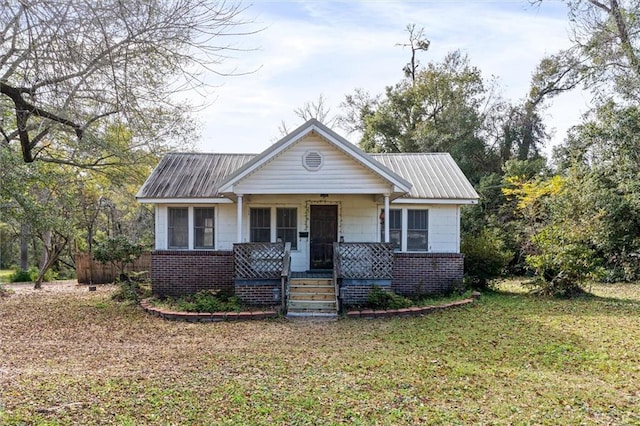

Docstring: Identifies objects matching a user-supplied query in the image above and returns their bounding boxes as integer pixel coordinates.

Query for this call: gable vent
[303,151,323,171]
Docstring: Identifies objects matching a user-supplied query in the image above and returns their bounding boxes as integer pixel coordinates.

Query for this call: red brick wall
[235,281,281,306]
[151,250,233,297]
[392,252,464,296]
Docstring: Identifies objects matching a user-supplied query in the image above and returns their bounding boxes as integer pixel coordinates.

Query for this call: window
[250,208,271,242]
[277,208,297,249]
[194,207,215,249]
[380,209,402,251]
[168,207,188,249]
[407,209,428,251]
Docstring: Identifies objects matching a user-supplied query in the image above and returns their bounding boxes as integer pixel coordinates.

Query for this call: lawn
[1,281,639,425]
[0,269,12,283]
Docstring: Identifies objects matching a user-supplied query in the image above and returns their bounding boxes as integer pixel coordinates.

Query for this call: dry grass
[1,281,639,425]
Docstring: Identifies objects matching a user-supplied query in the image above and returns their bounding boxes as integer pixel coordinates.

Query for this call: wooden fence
[75,252,152,284]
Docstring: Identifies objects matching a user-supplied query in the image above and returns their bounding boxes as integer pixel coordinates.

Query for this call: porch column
[384,194,390,243]
[236,194,243,243]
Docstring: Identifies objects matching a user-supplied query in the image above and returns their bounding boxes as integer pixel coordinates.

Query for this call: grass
[1,280,639,425]
[0,269,12,283]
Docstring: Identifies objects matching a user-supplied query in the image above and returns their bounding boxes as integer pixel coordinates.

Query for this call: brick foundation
[151,251,464,302]
[391,252,464,296]
[151,250,233,297]
[234,280,281,306]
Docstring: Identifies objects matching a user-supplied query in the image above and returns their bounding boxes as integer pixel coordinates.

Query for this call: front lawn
[0,269,12,283]
[1,281,639,424]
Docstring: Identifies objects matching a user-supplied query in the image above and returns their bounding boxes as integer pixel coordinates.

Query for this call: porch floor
[291,271,333,279]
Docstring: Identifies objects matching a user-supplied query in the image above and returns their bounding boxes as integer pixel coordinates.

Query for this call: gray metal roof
[371,153,479,200]
[137,151,479,201]
[136,153,255,199]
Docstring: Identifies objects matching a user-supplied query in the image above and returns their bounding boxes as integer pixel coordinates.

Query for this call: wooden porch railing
[233,242,285,280]
[334,242,395,280]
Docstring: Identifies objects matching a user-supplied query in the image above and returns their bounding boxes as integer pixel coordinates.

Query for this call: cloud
[193,0,587,155]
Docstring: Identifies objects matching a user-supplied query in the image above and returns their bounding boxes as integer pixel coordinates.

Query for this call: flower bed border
[140,298,279,322]
[346,297,476,319]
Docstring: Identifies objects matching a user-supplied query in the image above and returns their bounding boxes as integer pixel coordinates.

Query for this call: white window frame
[379,206,429,252]
[247,205,299,251]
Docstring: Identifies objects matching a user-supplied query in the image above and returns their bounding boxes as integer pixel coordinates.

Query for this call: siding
[234,134,393,195]
[429,205,459,252]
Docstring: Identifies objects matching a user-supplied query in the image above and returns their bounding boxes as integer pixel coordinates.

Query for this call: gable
[232,132,396,195]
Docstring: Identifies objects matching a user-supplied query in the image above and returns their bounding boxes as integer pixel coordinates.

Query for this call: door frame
[309,203,339,270]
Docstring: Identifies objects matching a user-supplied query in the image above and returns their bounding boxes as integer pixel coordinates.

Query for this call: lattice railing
[335,242,394,279]
[234,242,285,280]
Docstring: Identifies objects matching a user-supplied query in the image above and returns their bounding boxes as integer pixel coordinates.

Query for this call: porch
[150,243,464,316]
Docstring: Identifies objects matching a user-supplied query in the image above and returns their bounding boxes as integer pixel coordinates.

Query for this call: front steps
[287,278,338,318]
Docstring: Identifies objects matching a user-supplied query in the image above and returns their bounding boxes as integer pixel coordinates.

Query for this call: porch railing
[334,242,395,280]
[233,242,285,280]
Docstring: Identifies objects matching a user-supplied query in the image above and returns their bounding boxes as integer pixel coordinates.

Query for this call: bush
[366,285,412,310]
[461,227,513,290]
[111,278,151,303]
[160,290,241,313]
[9,266,57,283]
[94,236,145,280]
[525,225,604,297]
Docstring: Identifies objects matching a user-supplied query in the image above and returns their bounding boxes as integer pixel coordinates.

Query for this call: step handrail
[281,242,291,312]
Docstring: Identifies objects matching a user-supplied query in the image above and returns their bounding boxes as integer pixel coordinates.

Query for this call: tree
[341,50,499,183]
[0,0,253,165]
[278,94,338,136]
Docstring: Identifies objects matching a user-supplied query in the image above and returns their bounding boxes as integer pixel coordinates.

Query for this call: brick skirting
[151,250,233,297]
[391,252,464,296]
[151,251,464,302]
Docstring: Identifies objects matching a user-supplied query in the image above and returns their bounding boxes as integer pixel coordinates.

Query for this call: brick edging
[140,298,279,322]
[346,293,479,319]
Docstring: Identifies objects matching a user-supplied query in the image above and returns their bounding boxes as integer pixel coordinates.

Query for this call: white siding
[153,197,462,269]
[234,134,393,194]
[428,205,459,253]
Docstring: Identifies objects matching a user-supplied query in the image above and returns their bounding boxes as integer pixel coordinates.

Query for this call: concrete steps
[287,278,337,317]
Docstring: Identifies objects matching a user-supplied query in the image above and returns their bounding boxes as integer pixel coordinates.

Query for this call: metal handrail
[333,242,341,313]
[281,242,291,312]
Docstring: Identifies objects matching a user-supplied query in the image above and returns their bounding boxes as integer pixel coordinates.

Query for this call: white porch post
[384,194,390,243]
[236,194,243,243]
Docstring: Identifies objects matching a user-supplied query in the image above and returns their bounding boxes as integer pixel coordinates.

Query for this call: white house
[137,119,479,316]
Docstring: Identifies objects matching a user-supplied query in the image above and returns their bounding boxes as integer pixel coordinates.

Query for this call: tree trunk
[20,223,29,270]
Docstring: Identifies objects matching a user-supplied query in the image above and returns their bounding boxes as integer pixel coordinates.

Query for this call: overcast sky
[191,0,592,155]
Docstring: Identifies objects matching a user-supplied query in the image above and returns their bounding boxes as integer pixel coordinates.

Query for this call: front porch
[150,242,464,317]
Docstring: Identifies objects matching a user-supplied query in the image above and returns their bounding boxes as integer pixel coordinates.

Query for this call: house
[137,119,479,316]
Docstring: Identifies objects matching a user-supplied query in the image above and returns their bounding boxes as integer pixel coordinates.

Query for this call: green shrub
[366,285,412,310]
[111,279,151,303]
[94,236,145,280]
[172,290,241,313]
[525,225,604,297]
[461,227,513,290]
[9,268,34,282]
[10,266,57,283]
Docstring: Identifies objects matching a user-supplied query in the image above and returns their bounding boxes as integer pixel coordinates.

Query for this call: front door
[310,204,338,270]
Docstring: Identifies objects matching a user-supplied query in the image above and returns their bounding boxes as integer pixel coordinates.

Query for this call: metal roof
[136,153,255,199]
[371,153,479,200]
[137,151,479,201]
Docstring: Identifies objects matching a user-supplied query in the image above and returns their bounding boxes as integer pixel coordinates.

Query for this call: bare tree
[0,0,256,164]
[278,94,338,136]
[397,24,431,84]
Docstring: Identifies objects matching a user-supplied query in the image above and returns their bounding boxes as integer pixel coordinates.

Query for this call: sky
[190,0,592,155]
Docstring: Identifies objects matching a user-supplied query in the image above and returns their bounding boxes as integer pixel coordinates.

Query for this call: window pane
[380,209,402,251]
[407,210,428,251]
[194,207,215,249]
[276,208,297,249]
[250,208,271,242]
[168,207,188,249]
